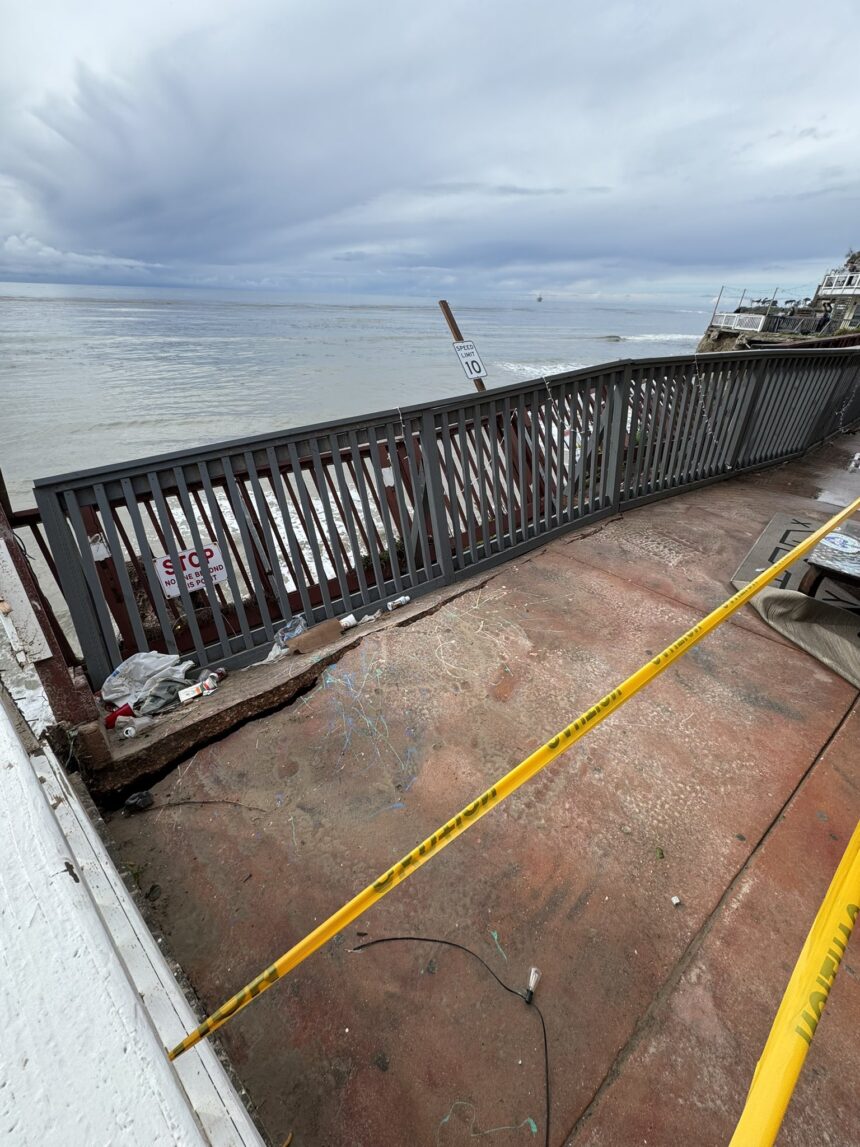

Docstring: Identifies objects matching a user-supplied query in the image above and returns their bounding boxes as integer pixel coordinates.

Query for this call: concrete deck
[108,432,859,1147]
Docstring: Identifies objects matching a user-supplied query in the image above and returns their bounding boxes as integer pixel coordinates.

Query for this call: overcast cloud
[1,0,858,298]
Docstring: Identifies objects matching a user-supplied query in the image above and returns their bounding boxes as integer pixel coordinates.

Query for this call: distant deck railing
[31,346,860,688]
[711,312,766,333]
[766,315,820,336]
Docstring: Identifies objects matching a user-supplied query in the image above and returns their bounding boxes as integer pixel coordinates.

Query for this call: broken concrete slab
[86,576,496,796]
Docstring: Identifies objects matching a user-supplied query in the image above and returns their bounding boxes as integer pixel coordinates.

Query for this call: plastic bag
[137,677,189,715]
[274,616,308,649]
[101,652,194,710]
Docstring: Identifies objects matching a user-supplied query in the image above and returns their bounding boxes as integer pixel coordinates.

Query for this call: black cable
[352,935,550,1147]
[12,531,33,560]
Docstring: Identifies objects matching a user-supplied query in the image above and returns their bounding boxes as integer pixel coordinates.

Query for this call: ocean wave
[617,333,699,342]
[496,360,586,377]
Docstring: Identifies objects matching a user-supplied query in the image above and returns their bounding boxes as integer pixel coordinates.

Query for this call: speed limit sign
[453,340,487,380]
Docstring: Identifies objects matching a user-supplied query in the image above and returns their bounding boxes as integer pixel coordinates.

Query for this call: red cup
[104,702,134,729]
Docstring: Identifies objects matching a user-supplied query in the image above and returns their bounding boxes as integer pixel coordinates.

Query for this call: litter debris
[104,702,134,730]
[116,715,155,739]
[136,675,192,715]
[340,608,383,630]
[274,616,308,649]
[671,895,682,908]
[179,673,222,704]
[102,652,196,721]
[122,791,154,815]
[264,600,406,661]
[101,652,193,709]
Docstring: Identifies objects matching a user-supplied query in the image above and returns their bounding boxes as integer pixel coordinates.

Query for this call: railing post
[420,411,455,582]
[604,362,631,513]
[34,487,113,690]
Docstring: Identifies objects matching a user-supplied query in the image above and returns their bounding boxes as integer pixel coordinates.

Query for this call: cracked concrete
[106,432,859,1147]
[90,574,499,797]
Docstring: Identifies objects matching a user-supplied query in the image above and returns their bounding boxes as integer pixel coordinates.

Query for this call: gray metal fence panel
[34,346,860,687]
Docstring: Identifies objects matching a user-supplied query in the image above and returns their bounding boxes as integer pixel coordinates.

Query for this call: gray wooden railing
[33,346,860,688]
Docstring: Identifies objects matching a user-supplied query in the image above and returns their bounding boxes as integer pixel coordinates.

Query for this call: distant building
[701,251,860,350]
[812,251,860,329]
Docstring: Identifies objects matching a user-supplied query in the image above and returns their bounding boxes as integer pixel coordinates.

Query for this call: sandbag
[751,589,860,687]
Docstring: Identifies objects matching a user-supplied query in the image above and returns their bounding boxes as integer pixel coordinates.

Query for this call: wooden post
[0,481,98,727]
[438,300,487,393]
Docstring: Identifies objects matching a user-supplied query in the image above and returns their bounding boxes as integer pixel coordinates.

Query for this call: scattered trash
[197,666,228,685]
[655,846,665,860]
[179,673,222,704]
[145,883,161,901]
[671,895,682,908]
[264,600,408,661]
[104,702,134,730]
[102,652,197,721]
[117,715,155,739]
[275,616,309,649]
[137,676,192,715]
[101,652,193,709]
[341,608,384,630]
[123,791,154,816]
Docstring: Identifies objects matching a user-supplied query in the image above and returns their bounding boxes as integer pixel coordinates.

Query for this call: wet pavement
[108,432,860,1147]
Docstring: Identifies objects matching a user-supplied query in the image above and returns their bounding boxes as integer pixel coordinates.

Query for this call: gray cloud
[1,0,859,298]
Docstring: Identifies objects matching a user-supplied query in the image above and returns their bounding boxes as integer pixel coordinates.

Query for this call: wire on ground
[168,494,860,1062]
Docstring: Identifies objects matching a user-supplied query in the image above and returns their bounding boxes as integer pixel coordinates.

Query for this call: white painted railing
[711,312,766,332]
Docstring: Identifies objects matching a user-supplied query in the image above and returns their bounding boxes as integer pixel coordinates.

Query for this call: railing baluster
[63,489,123,669]
[347,430,386,603]
[221,457,276,641]
[309,440,354,609]
[384,424,420,589]
[93,483,149,655]
[439,410,465,572]
[172,465,233,662]
[286,442,333,615]
[368,428,407,593]
[264,447,316,621]
[488,398,505,553]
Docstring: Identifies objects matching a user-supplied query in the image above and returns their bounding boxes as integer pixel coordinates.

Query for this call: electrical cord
[352,936,550,1147]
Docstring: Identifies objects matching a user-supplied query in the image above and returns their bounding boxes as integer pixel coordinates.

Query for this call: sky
[1,0,858,301]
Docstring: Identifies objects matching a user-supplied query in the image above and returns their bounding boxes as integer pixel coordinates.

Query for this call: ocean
[0,282,706,511]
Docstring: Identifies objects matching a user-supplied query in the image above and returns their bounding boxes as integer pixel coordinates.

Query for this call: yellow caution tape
[168,494,860,1061]
[730,819,860,1146]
